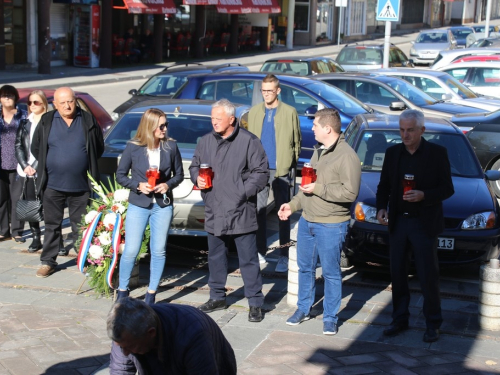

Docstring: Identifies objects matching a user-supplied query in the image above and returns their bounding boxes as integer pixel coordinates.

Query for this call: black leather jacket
[15,118,38,172]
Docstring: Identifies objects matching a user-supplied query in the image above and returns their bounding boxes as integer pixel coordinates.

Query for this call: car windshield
[260,61,310,75]
[105,113,213,149]
[416,32,448,43]
[438,74,478,99]
[451,29,473,38]
[354,130,482,177]
[336,48,383,65]
[382,78,436,106]
[303,81,371,115]
[138,74,189,96]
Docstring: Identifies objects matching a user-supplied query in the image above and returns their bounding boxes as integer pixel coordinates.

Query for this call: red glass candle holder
[199,164,214,189]
[146,167,160,188]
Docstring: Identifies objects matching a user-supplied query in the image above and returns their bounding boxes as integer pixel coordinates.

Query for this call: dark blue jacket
[109,303,237,375]
[189,123,269,236]
[116,140,184,208]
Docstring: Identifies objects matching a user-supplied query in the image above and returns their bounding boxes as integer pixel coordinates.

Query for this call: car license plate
[437,237,454,250]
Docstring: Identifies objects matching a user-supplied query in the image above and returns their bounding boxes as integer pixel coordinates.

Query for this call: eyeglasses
[1,94,15,100]
[261,89,277,94]
[158,122,169,131]
[28,100,43,106]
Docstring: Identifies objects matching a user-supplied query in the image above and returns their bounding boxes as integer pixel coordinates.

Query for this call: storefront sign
[123,0,176,13]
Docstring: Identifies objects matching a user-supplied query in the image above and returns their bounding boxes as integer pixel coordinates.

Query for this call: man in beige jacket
[247,74,301,272]
[278,108,360,335]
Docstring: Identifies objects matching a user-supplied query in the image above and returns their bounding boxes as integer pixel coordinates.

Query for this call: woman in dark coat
[0,85,28,242]
[15,90,49,252]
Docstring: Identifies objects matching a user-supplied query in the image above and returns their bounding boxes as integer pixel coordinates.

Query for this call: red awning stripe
[183,0,218,4]
[216,0,280,13]
[123,0,176,13]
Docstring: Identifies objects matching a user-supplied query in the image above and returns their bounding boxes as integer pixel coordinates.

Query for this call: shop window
[295,0,310,32]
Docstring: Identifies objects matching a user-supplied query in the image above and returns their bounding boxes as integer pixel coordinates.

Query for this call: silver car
[431,48,500,70]
[98,99,268,237]
[373,68,500,112]
[410,30,458,65]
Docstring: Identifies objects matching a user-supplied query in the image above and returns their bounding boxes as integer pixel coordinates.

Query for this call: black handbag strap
[19,177,40,202]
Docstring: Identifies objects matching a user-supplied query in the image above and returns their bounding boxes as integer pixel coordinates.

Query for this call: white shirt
[17,112,39,178]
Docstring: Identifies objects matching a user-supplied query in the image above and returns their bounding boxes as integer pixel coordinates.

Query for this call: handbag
[16,177,44,222]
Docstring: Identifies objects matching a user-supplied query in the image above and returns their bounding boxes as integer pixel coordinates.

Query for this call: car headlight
[461,211,496,230]
[410,48,416,55]
[354,202,379,224]
[111,112,120,121]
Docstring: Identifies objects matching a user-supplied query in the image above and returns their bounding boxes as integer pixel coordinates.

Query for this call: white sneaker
[275,256,288,272]
[258,253,267,264]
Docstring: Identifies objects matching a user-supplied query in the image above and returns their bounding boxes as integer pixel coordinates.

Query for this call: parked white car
[410,29,457,65]
[435,61,500,99]
[373,68,500,112]
[430,48,500,70]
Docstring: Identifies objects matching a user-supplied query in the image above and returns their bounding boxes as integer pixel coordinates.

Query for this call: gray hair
[106,297,157,342]
[400,109,425,129]
[212,99,236,118]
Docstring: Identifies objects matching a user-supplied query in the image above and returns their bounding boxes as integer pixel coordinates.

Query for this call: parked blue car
[342,113,500,267]
[173,72,372,167]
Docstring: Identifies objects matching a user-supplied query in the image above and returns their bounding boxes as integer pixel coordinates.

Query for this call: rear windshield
[336,48,382,65]
[106,113,212,150]
[416,32,448,43]
[451,29,473,38]
[138,74,192,96]
[260,61,310,75]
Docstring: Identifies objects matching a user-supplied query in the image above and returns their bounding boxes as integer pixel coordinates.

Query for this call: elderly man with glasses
[247,74,301,272]
[31,87,104,278]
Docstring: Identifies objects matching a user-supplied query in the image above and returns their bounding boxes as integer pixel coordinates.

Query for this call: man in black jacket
[31,87,104,278]
[108,297,237,375]
[376,109,454,343]
[189,99,269,322]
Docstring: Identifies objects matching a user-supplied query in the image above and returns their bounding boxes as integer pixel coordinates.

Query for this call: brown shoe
[36,265,55,278]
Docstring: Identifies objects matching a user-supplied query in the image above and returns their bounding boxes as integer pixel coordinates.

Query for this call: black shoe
[115,289,129,303]
[144,292,156,305]
[423,328,439,343]
[248,306,263,322]
[383,322,409,336]
[28,233,43,253]
[14,236,26,243]
[198,299,227,313]
[58,247,69,256]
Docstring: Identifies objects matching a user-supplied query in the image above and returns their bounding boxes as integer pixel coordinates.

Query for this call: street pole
[286,0,295,49]
[383,20,391,68]
[337,6,342,45]
[485,0,492,39]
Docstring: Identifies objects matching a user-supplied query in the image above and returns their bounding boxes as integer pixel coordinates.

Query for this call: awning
[216,0,280,14]
[183,0,218,5]
[123,0,176,14]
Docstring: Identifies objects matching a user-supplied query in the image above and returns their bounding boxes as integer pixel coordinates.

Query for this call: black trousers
[40,188,89,267]
[207,231,264,307]
[0,169,24,237]
[256,169,294,257]
[389,216,442,330]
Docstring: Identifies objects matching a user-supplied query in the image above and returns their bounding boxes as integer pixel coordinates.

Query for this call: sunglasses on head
[158,122,169,131]
[28,100,43,106]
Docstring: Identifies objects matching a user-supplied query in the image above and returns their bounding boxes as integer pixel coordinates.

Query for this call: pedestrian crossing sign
[376,0,400,22]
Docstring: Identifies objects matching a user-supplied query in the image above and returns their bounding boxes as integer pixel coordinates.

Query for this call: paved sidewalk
[0,213,500,374]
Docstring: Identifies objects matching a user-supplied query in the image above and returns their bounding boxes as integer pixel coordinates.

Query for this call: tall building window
[295,0,310,32]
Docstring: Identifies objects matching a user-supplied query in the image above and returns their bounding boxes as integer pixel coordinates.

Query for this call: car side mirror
[441,93,453,100]
[389,101,406,111]
[129,89,138,96]
[305,105,318,117]
[485,170,500,181]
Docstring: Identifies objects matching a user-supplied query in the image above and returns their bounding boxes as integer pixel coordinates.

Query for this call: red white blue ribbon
[77,212,102,273]
[106,213,122,289]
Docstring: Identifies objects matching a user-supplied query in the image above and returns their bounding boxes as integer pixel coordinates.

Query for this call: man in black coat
[108,297,237,375]
[376,109,454,343]
[31,87,104,278]
[189,99,269,323]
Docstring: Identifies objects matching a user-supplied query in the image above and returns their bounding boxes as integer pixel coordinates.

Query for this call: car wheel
[489,159,500,198]
[340,251,351,268]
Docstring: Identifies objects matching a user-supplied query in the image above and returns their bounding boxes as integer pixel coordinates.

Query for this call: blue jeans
[296,217,349,323]
[118,203,173,292]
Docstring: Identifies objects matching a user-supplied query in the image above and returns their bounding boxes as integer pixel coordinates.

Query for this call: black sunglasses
[158,122,169,131]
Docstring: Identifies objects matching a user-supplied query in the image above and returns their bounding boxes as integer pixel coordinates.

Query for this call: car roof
[372,68,447,77]
[182,71,319,85]
[440,61,500,68]
[124,98,249,116]
[436,48,500,57]
[448,26,474,30]
[355,113,459,133]
[263,56,333,62]
[315,72,402,82]
[155,63,248,76]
